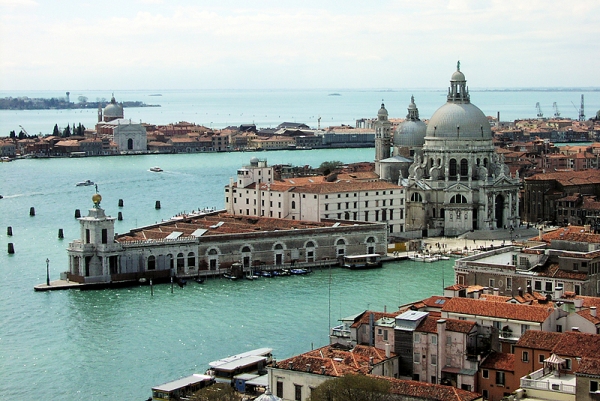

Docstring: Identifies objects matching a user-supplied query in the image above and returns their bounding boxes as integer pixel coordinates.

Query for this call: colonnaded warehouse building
[65,193,387,285]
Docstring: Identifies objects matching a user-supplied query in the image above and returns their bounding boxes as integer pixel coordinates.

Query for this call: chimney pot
[591,306,597,317]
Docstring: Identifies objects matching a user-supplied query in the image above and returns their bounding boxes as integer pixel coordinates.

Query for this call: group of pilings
[7,198,163,254]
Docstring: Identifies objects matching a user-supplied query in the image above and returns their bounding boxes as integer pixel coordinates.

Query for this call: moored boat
[149,166,163,172]
[342,254,382,269]
[76,179,94,186]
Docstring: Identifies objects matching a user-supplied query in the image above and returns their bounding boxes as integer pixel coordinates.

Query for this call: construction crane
[553,102,561,117]
[536,102,544,118]
[571,94,586,121]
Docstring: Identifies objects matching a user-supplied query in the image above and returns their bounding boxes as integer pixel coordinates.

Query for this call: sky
[1,0,599,91]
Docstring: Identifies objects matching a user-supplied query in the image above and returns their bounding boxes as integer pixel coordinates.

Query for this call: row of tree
[8,123,86,139]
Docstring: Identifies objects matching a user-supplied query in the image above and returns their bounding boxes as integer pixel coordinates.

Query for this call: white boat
[76,180,94,186]
[150,166,163,172]
[423,255,440,263]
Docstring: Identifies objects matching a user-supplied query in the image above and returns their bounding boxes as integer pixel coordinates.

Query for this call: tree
[63,124,71,138]
[9,130,16,139]
[189,383,239,401]
[78,96,88,104]
[309,374,393,401]
[53,124,60,137]
[18,130,27,139]
[319,160,343,176]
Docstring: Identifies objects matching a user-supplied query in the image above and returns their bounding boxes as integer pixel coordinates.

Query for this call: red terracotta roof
[275,344,394,377]
[556,332,600,358]
[515,331,563,350]
[480,352,515,372]
[384,376,482,401]
[442,297,554,323]
[576,357,600,376]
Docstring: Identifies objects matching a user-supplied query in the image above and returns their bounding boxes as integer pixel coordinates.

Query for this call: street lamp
[46,258,50,286]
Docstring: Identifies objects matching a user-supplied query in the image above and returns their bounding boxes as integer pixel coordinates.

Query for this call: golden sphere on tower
[92,193,102,205]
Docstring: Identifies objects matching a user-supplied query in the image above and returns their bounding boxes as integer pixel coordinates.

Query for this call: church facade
[96,95,147,153]
[401,63,520,237]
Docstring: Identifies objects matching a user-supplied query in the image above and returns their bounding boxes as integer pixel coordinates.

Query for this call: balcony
[520,367,576,395]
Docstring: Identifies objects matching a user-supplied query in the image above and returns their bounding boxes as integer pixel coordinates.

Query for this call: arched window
[336,238,346,257]
[274,243,284,250]
[127,138,134,150]
[366,237,376,254]
[177,253,185,273]
[147,255,156,270]
[410,193,423,202]
[291,201,296,209]
[305,241,316,262]
[336,239,346,246]
[449,159,457,177]
[187,252,195,269]
[450,194,468,204]
[208,248,218,270]
[460,159,468,177]
[242,246,251,253]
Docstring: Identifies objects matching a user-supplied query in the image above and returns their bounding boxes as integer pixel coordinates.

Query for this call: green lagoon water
[0,149,455,400]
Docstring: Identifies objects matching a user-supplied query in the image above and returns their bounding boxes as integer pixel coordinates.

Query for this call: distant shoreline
[0,97,160,111]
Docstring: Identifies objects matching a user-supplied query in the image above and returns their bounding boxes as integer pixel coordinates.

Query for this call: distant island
[0,96,161,110]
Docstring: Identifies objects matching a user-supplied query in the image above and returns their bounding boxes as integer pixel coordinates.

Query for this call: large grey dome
[425,62,492,140]
[426,102,492,139]
[104,95,123,119]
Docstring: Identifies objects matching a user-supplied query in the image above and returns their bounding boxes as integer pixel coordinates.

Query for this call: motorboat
[149,166,163,172]
[76,180,94,186]
[195,277,205,284]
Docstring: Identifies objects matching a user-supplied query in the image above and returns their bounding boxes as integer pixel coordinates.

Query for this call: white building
[225,158,407,235]
[96,94,147,153]
[404,63,520,237]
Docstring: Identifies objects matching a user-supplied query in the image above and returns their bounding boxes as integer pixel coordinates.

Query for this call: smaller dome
[249,157,259,166]
[451,70,465,82]
[377,102,388,119]
[395,120,427,147]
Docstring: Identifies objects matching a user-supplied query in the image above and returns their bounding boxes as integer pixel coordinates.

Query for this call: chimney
[369,357,374,366]
[306,364,311,372]
[473,290,480,299]
[574,298,583,310]
[527,285,532,295]
[518,287,523,297]
[321,366,326,375]
[539,228,543,240]
[554,286,563,300]
[571,327,580,332]
[483,287,490,295]
[385,343,391,358]
[288,362,293,370]
[493,288,499,296]
[591,306,597,317]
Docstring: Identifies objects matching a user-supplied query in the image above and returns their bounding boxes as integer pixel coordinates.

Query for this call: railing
[520,368,576,394]
[330,325,351,338]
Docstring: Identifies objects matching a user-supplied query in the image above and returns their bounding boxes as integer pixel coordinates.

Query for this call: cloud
[0,1,599,89]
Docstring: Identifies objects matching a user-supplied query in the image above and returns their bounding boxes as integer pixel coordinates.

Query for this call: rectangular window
[496,371,505,386]
[521,324,530,335]
[482,369,489,379]
[539,354,545,363]
[506,277,512,290]
[383,330,388,341]
[482,390,488,399]
[414,352,420,363]
[431,354,437,366]
[294,384,302,401]
[545,282,553,292]
[277,382,283,398]
[414,333,420,343]
[591,381,599,393]
[489,278,495,288]
[522,351,529,362]
[534,280,542,291]
[556,324,562,333]
[431,335,437,345]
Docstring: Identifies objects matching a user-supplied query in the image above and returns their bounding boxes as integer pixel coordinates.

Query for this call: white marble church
[376,62,520,237]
